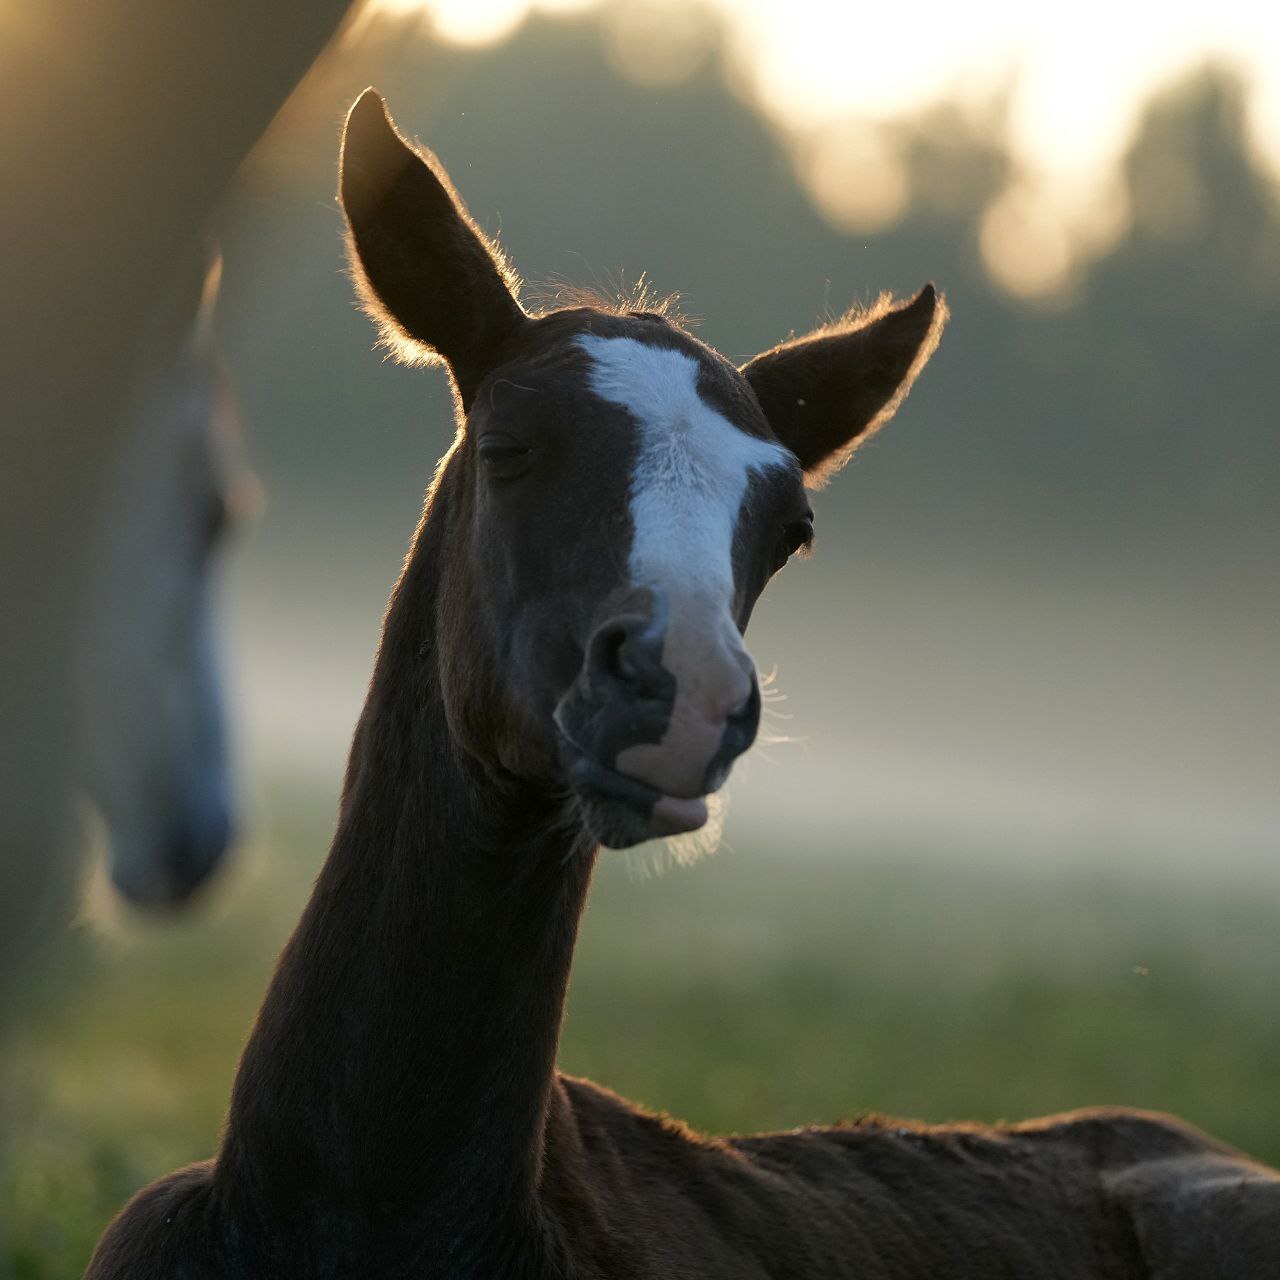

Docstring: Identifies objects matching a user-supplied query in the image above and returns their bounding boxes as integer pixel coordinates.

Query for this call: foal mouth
[556,730,710,848]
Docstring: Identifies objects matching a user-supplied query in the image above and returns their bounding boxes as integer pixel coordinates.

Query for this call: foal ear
[741,285,946,486]
[339,88,527,408]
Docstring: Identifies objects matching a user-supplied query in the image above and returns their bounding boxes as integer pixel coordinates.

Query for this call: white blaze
[576,334,790,606]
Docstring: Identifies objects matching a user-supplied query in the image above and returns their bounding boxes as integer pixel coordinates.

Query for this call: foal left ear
[741,285,947,486]
[339,88,527,408]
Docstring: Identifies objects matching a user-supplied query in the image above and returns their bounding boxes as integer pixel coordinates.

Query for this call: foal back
[538,1078,1280,1279]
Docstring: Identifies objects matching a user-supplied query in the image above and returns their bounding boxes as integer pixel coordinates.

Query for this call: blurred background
[3,0,1279,1272]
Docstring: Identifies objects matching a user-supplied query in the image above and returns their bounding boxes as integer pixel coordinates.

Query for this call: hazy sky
[360,0,1280,296]
[367,1,1280,172]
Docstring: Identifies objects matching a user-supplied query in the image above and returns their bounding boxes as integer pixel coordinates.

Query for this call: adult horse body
[87,92,1280,1278]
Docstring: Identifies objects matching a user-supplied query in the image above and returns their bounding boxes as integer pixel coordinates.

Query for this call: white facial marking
[577,334,790,605]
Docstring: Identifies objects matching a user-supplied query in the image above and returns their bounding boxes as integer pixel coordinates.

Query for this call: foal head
[341,90,945,849]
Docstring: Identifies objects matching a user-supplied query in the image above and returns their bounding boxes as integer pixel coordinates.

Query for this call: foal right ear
[340,89,527,408]
[742,285,946,486]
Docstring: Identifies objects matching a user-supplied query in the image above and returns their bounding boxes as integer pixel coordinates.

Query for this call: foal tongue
[651,794,709,836]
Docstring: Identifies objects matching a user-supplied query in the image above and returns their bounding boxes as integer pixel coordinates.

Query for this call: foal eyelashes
[782,517,815,558]
[477,437,536,481]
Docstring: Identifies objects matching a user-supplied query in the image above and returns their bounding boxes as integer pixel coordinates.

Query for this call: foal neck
[217,506,596,1263]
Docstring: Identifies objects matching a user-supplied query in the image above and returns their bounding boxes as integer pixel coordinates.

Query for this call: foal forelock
[575,334,792,610]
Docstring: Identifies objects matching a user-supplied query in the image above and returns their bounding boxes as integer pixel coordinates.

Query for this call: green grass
[6,784,1279,1276]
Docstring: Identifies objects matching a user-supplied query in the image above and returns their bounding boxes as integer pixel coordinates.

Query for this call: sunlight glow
[429,0,528,46]
[601,0,714,88]
[366,0,594,45]
[721,0,1280,296]
[358,0,1280,297]
[798,120,909,235]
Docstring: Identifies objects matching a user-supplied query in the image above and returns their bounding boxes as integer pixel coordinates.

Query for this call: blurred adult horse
[78,256,256,907]
[0,0,354,1001]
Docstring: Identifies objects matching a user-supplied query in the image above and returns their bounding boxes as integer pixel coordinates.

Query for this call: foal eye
[772,517,814,572]
[784,518,813,552]
[477,436,535,481]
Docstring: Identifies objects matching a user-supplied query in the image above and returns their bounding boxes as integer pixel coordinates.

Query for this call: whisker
[661,790,726,868]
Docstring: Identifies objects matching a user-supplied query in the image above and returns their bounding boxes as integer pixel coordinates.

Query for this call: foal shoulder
[84,1160,223,1280]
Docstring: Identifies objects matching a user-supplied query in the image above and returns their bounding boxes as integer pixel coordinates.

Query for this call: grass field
[5,783,1279,1277]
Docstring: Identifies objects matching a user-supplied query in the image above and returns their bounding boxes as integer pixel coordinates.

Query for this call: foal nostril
[727,680,752,732]
[703,678,761,794]
[611,632,645,685]
[723,678,761,751]
[586,616,671,702]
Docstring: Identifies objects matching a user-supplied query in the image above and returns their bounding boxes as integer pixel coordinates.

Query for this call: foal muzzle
[555,590,760,848]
